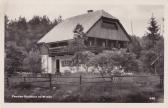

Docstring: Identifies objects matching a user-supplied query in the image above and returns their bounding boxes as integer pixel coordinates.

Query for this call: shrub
[64,70,71,76]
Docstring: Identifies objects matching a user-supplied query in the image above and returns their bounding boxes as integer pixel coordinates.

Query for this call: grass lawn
[4,73,164,103]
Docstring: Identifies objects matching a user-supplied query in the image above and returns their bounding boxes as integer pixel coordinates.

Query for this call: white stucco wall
[58,57,98,73]
[52,57,56,74]
[41,55,55,74]
[48,57,52,73]
[59,57,73,73]
[55,56,79,73]
[59,61,85,73]
[42,55,99,74]
[41,55,48,73]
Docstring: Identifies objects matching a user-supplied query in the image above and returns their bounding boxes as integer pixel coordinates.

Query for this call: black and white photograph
[3,0,165,103]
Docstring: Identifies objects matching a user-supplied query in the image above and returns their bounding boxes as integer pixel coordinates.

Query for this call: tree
[28,16,41,25]
[23,49,41,74]
[71,51,95,73]
[141,36,154,50]
[140,50,157,74]
[71,23,87,51]
[79,51,95,73]
[140,15,164,74]
[89,50,140,81]
[5,15,61,74]
[89,51,114,79]
[145,14,160,48]
[17,17,27,30]
[41,15,51,26]
[64,24,87,72]
[5,42,25,75]
[5,15,9,29]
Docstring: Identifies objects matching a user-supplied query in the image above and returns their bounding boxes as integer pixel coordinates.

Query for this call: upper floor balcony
[49,45,113,56]
[47,37,128,56]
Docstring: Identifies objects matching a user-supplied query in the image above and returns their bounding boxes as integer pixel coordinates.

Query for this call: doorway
[56,59,60,73]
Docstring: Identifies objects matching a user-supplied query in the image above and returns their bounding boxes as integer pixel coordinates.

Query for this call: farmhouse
[38,10,131,74]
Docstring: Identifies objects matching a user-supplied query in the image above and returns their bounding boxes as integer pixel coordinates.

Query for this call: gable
[86,18,129,41]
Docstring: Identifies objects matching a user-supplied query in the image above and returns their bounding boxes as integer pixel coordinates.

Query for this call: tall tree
[146,14,160,48]
[64,24,87,53]
[65,24,87,72]
[140,15,164,74]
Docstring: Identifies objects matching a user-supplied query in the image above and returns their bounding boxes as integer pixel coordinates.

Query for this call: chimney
[87,10,93,13]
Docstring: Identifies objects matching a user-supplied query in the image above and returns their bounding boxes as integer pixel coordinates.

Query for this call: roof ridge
[66,10,101,20]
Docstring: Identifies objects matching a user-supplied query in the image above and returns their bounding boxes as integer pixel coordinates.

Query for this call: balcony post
[116,40,119,48]
[105,39,108,48]
[94,38,97,46]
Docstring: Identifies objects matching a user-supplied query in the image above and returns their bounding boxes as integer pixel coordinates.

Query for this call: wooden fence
[5,74,164,89]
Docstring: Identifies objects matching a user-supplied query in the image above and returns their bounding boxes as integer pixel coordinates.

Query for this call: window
[59,42,68,46]
[102,42,106,47]
[120,42,124,48]
[61,60,72,67]
[110,42,114,48]
[89,40,92,46]
[102,20,118,30]
[87,38,94,46]
[119,42,127,48]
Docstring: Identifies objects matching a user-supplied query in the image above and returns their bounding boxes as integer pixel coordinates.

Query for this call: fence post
[78,75,82,102]
[80,75,82,85]
[111,75,114,95]
[23,77,26,82]
[160,74,163,89]
[49,74,52,88]
[6,77,9,87]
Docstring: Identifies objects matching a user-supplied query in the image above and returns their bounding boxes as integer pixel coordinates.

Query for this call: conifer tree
[146,14,160,48]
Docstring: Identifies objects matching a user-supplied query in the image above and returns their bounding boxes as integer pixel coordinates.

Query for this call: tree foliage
[64,24,87,53]
[128,15,164,75]
[5,15,62,74]
[71,51,95,72]
[5,42,25,74]
[65,24,88,72]
[23,49,41,74]
[139,15,163,74]
[5,14,164,76]
[145,15,161,48]
[89,50,141,77]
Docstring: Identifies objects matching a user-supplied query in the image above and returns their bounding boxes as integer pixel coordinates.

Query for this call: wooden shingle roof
[38,10,129,43]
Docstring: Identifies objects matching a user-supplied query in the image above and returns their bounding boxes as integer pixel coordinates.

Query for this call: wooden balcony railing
[49,45,121,56]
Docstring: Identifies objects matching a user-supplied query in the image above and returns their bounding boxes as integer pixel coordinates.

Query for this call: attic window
[102,20,118,30]
[50,42,68,47]
[50,43,58,47]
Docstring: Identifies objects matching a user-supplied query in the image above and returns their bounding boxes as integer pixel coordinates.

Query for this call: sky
[4,0,164,37]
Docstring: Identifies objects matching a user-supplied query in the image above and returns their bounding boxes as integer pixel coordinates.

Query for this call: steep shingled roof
[38,10,125,43]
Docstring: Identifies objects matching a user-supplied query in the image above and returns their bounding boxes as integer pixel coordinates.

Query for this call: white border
[0,0,168,108]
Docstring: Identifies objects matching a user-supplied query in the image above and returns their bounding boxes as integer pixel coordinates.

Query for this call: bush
[63,70,71,76]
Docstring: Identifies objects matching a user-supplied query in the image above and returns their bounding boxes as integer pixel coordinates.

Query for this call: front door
[56,59,60,73]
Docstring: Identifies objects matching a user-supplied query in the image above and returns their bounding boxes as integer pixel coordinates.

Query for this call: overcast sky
[4,0,164,37]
